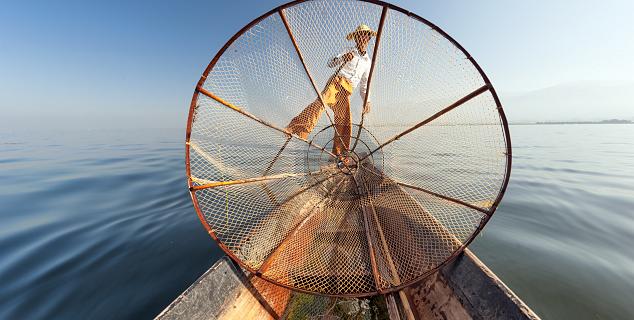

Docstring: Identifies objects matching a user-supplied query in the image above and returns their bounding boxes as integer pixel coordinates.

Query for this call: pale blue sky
[1,0,633,129]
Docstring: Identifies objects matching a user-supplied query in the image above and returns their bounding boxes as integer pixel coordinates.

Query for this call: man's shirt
[330,47,371,102]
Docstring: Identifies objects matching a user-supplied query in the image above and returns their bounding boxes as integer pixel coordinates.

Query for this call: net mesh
[186,0,510,297]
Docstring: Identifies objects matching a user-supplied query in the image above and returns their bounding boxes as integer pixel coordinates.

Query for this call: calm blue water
[1,125,632,319]
[0,128,222,319]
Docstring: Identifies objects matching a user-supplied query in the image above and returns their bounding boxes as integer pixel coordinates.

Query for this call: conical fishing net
[186,0,511,297]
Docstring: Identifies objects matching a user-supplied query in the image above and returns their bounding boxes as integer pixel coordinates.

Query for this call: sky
[1,0,633,130]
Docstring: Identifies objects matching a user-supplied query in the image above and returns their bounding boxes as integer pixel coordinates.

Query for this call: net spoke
[266,170,341,211]
[356,162,491,214]
[353,174,417,316]
[196,85,336,158]
[262,137,292,176]
[351,6,388,152]
[190,171,317,191]
[395,180,491,215]
[351,175,383,292]
[278,8,349,157]
[257,173,347,274]
[360,84,491,162]
[353,175,400,283]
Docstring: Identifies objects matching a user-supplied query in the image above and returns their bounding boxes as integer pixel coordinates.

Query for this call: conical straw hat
[346,24,377,40]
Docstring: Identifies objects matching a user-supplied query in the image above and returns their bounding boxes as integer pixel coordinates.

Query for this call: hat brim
[346,30,377,40]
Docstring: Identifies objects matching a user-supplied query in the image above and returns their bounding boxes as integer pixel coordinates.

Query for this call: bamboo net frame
[185,0,511,297]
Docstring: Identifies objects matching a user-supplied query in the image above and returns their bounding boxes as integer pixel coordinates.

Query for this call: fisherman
[286,24,375,162]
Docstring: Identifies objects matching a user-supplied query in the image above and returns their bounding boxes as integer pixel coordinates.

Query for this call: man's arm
[327,50,354,68]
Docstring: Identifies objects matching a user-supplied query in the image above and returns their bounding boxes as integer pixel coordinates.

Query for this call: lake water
[0,125,632,319]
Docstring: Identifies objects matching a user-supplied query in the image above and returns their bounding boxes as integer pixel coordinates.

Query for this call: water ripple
[1,125,633,319]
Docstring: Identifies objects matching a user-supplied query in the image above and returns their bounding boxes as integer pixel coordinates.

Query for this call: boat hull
[156,250,539,319]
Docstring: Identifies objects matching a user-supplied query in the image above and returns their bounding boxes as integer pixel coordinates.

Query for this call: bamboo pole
[257,175,347,275]
[360,84,490,162]
[353,172,416,319]
[189,171,312,191]
[196,85,336,159]
[279,8,353,167]
[396,181,492,215]
[351,6,388,152]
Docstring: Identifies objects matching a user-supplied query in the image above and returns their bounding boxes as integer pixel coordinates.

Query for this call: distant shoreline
[511,119,633,125]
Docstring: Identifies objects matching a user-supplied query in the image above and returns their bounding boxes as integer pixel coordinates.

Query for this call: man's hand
[342,52,354,62]
[363,101,371,114]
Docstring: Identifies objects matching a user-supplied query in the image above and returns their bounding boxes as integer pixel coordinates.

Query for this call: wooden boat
[155,248,539,319]
[157,165,540,319]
